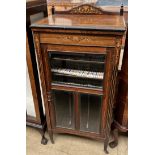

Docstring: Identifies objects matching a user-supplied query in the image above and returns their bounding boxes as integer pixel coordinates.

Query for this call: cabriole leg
[104,136,109,154]
[49,130,54,144]
[41,134,48,145]
[39,129,48,145]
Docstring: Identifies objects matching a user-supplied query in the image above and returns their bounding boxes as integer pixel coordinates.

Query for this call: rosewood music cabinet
[31,4,126,153]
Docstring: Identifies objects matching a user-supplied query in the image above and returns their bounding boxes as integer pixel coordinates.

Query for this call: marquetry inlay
[69,4,104,14]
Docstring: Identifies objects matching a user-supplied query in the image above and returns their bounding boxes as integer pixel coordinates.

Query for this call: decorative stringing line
[105,38,121,134]
[33,32,52,130]
[105,63,118,136]
[33,34,47,101]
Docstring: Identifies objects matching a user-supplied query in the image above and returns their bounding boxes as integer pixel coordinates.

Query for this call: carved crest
[68,4,104,15]
[55,3,120,15]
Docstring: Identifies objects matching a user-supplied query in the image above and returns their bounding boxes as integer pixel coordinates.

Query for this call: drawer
[45,44,106,54]
[40,33,116,47]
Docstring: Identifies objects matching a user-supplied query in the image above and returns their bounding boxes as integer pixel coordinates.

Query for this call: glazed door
[42,44,109,134]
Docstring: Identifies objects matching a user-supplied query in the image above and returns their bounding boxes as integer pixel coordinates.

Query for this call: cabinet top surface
[31,14,126,32]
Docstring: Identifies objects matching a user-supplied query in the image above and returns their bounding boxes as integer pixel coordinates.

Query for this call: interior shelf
[50,52,105,63]
[52,57,105,64]
[52,82,102,90]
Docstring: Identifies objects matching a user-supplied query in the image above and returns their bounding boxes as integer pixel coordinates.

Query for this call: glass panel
[26,65,36,117]
[49,52,105,90]
[80,93,102,133]
[52,90,75,129]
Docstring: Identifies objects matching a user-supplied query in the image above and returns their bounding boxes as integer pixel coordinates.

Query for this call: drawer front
[46,44,106,54]
[40,33,116,47]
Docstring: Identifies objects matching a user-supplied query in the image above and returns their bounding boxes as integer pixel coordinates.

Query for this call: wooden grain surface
[31,14,125,31]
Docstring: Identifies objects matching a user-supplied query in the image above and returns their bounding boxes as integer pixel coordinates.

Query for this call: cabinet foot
[109,128,118,148]
[104,137,109,154]
[41,135,48,145]
[104,150,109,154]
[49,131,54,144]
[39,128,48,145]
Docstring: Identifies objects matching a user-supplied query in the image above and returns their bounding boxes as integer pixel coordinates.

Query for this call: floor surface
[27,127,128,155]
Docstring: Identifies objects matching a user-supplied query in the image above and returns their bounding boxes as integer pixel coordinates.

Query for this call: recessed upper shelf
[51,82,103,95]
